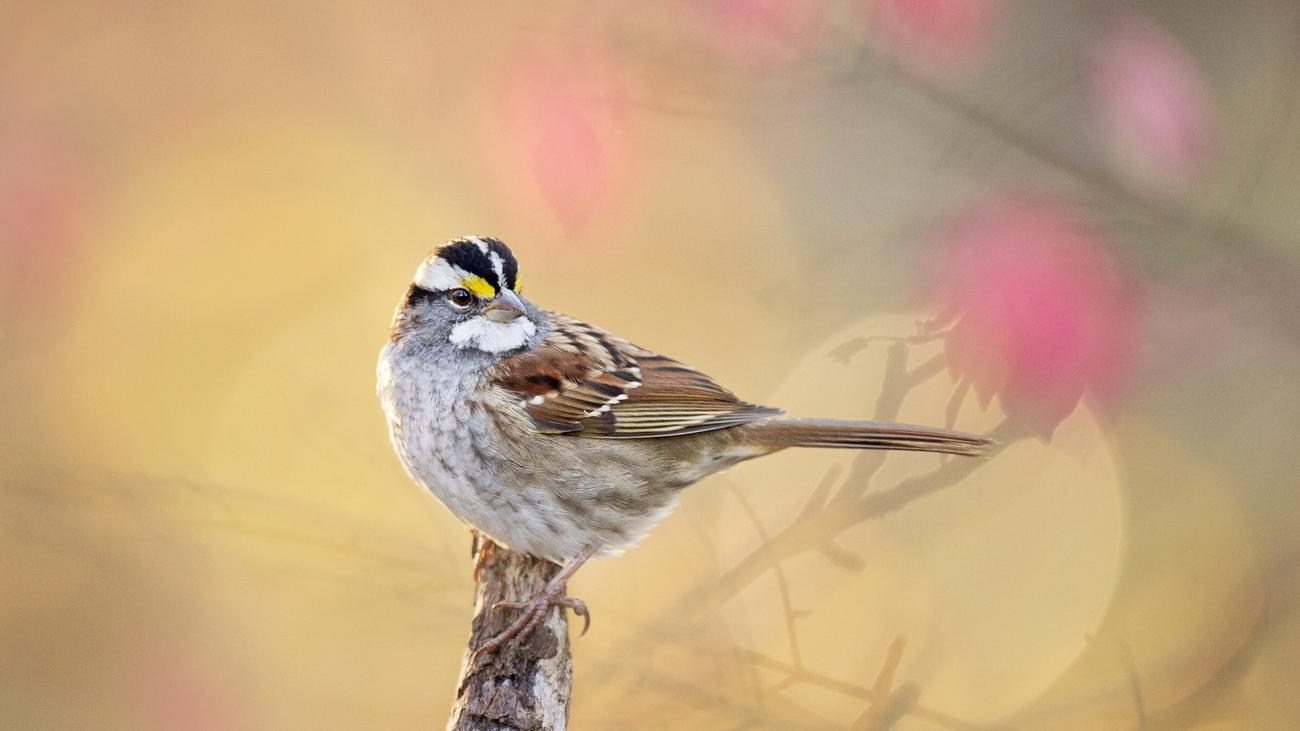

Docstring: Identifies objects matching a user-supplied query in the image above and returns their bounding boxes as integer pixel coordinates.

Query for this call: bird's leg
[470,543,601,667]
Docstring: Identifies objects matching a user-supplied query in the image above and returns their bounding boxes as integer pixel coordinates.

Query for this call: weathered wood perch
[448,537,573,731]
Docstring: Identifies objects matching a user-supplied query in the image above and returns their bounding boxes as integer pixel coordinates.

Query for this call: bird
[377,235,991,662]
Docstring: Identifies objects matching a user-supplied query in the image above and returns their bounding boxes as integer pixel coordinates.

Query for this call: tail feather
[752,418,993,457]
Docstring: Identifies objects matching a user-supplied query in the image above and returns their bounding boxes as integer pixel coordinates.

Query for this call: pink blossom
[865,0,1003,66]
[930,193,1137,436]
[707,0,825,66]
[497,45,632,236]
[1089,15,1220,187]
[133,648,236,731]
[0,126,91,337]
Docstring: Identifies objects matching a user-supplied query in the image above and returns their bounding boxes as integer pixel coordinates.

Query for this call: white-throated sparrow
[377,236,990,660]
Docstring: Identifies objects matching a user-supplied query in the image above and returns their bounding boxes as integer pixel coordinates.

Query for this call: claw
[468,544,601,670]
[556,597,590,636]
[576,606,591,637]
[470,589,591,669]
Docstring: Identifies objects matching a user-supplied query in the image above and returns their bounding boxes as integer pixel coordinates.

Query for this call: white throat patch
[449,315,536,353]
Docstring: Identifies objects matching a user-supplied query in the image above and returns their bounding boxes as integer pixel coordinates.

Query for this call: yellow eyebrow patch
[459,275,496,297]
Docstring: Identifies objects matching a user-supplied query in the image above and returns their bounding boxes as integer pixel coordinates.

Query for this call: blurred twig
[1114,638,1148,729]
[744,642,985,731]
[613,5,1300,338]
[729,484,810,670]
[587,334,1009,729]
[675,344,1009,622]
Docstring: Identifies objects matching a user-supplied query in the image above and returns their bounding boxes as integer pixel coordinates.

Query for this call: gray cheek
[402,305,459,348]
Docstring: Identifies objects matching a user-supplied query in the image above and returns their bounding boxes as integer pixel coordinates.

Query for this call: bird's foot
[469,585,590,668]
[495,594,590,636]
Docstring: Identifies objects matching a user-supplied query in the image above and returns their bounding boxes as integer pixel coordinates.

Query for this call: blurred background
[2,1,1298,728]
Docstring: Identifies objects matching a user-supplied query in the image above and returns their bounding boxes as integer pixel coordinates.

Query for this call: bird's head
[391,236,542,354]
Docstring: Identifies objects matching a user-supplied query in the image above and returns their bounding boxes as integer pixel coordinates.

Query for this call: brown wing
[491,313,781,438]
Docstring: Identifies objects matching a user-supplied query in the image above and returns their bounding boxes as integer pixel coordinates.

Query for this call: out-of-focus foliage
[2,1,1298,729]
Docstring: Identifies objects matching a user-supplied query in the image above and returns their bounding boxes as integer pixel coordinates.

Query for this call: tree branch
[448,539,572,731]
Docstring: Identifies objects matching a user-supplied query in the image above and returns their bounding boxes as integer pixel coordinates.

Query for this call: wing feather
[491,313,780,438]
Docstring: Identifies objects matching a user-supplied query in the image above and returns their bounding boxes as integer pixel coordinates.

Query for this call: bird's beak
[483,289,526,323]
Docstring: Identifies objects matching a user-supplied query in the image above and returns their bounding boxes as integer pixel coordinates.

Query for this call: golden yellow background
[3,2,1299,729]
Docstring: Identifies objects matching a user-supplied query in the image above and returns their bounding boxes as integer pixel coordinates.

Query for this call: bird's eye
[448,288,474,307]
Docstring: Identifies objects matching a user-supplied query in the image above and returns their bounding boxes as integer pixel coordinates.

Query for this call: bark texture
[448,539,572,731]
